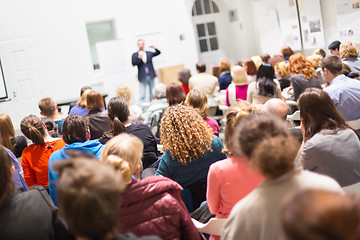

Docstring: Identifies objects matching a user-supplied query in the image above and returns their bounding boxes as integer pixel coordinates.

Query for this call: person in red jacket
[101,133,200,240]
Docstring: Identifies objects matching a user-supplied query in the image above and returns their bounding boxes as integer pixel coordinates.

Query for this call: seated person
[117,84,142,124]
[222,113,342,240]
[38,97,66,134]
[189,62,218,95]
[218,58,232,90]
[207,102,264,240]
[41,117,61,138]
[20,115,65,189]
[185,90,219,137]
[54,157,160,240]
[68,88,92,116]
[48,114,104,206]
[0,146,71,240]
[0,113,27,158]
[101,134,199,240]
[282,189,360,240]
[274,61,291,90]
[297,88,360,187]
[156,105,227,188]
[85,90,112,139]
[99,96,159,169]
[225,66,249,106]
[178,68,191,94]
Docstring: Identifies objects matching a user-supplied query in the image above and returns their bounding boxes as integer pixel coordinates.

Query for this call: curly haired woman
[155,105,226,188]
[289,53,321,100]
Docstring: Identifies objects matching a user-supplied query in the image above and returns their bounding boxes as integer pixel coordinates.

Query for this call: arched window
[192,0,219,16]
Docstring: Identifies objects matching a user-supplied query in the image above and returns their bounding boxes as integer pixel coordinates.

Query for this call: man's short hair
[196,62,206,73]
[38,97,56,117]
[62,115,89,144]
[328,40,341,50]
[55,158,125,240]
[320,56,343,75]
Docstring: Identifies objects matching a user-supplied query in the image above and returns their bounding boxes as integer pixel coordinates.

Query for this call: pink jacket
[117,176,200,240]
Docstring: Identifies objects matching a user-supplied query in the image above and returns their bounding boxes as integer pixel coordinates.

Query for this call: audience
[282,189,360,240]
[142,83,168,128]
[280,46,295,61]
[20,115,65,190]
[210,65,220,79]
[68,85,92,114]
[41,117,61,138]
[328,40,341,56]
[218,58,232,90]
[85,90,112,139]
[101,134,199,240]
[339,41,360,72]
[178,67,191,94]
[68,88,92,116]
[48,114,104,206]
[0,113,27,158]
[247,63,281,105]
[289,53,321,100]
[4,145,28,192]
[222,113,343,240]
[189,62,218,95]
[156,105,226,188]
[274,61,291,90]
[313,48,326,58]
[38,97,66,134]
[207,102,264,240]
[0,145,71,240]
[243,59,257,84]
[307,54,324,84]
[99,96,159,169]
[185,89,219,137]
[321,55,360,122]
[55,157,160,240]
[225,66,248,106]
[117,84,143,124]
[296,88,360,187]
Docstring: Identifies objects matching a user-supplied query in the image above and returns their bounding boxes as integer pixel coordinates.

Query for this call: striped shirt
[324,74,360,121]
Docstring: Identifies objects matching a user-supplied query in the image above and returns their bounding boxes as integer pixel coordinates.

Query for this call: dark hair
[314,48,326,58]
[243,59,257,76]
[280,46,295,58]
[20,115,46,145]
[0,146,14,206]
[282,189,360,240]
[233,113,299,178]
[256,63,276,97]
[196,62,206,73]
[80,86,92,97]
[62,115,89,144]
[55,158,125,240]
[166,83,186,106]
[41,118,61,138]
[38,97,56,116]
[328,40,341,50]
[320,56,343,75]
[105,97,128,139]
[86,91,104,110]
[211,65,220,78]
[261,54,271,63]
[178,68,191,85]
[297,88,350,142]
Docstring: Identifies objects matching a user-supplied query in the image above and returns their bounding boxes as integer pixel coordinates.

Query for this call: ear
[40,112,46,116]
[11,166,15,177]
[86,129,91,140]
[42,122,48,131]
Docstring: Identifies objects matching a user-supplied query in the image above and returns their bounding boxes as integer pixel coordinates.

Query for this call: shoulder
[291,74,305,81]
[211,136,224,151]
[297,170,342,192]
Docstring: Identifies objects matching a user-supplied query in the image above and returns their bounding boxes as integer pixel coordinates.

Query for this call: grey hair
[153,83,167,99]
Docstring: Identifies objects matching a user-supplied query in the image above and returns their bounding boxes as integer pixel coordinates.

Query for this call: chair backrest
[192,218,227,236]
[287,110,301,121]
[347,119,360,130]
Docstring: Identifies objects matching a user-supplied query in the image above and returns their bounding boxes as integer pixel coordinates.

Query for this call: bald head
[263,98,289,120]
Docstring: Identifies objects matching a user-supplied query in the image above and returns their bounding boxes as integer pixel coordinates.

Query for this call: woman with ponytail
[101,134,200,240]
[100,96,159,169]
[20,115,65,189]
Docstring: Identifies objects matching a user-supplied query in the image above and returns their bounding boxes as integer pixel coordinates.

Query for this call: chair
[192,218,227,236]
[287,110,301,122]
[346,119,360,130]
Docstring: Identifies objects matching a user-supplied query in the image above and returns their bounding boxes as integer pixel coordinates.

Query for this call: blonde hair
[231,66,248,85]
[251,56,263,69]
[101,134,143,183]
[76,89,92,108]
[0,114,15,150]
[289,53,317,80]
[160,105,213,165]
[116,85,132,103]
[340,41,359,59]
[219,58,231,73]
[306,55,323,69]
[275,62,290,79]
[184,90,208,118]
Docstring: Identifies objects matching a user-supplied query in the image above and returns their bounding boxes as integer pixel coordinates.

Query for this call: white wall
[0,0,199,129]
